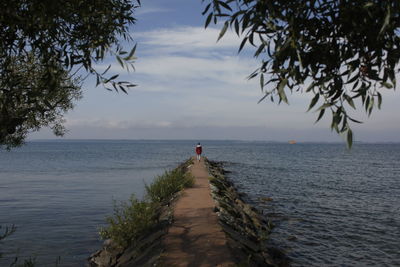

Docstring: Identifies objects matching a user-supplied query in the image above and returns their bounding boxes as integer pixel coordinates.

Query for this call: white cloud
[135,26,242,52]
[92,56,262,99]
[135,55,259,93]
[66,118,173,129]
[136,7,171,16]
[95,26,263,97]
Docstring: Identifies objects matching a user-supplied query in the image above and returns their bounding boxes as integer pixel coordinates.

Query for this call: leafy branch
[203,0,400,147]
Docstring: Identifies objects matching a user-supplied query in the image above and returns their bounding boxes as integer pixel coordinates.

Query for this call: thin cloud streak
[136,7,171,16]
[135,26,241,51]
[65,118,173,129]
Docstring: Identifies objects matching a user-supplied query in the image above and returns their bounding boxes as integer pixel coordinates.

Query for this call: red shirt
[195,145,202,155]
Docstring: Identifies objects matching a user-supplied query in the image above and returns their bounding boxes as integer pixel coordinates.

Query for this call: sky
[31,0,400,143]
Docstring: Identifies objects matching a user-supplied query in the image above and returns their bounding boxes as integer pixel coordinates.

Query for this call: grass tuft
[145,169,194,203]
[99,195,158,248]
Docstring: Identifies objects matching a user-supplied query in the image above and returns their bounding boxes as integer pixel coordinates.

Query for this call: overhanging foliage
[0,0,140,148]
[203,0,400,147]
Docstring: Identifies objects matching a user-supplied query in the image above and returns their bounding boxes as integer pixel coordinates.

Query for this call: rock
[260,197,273,202]
[220,222,260,253]
[88,248,119,267]
[120,241,163,267]
[205,159,290,267]
[88,238,124,267]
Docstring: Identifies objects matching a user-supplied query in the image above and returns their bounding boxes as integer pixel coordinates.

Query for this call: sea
[0,140,399,266]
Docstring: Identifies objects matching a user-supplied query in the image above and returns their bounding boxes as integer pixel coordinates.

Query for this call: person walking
[195,143,202,161]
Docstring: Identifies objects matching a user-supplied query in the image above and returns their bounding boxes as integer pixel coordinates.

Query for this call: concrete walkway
[161,157,235,266]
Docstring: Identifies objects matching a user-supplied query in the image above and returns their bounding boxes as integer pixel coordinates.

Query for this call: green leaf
[248,32,254,46]
[217,21,229,41]
[378,4,391,37]
[368,97,374,116]
[238,37,248,53]
[346,128,353,148]
[344,95,356,109]
[331,112,342,133]
[247,70,258,80]
[296,49,303,70]
[317,103,332,111]
[305,82,315,92]
[346,73,359,84]
[365,96,370,112]
[116,56,124,68]
[234,19,240,35]
[315,108,325,123]
[202,3,211,15]
[96,74,100,86]
[218,1,232,11]
[364,2,374,8]
[277,78,289,104]
[278,78,288,92]
[242,13,250,31]
[348,117,363,123]
[260,73,264,91]
[101,65,111,75]
[104,74,119,84]
[205,12,213,28]
[254,43,265,57]
[352,80,359,90]
[257,92,270,104]
[381,82,393,89]
[124,44,137,61]
[388,69,396,86]
[119,85,128,94]
[377,92,382,109]
[307,93,320,111]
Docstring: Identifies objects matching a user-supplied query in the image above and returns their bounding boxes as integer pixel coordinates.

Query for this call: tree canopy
[0,53,82,148]
[0,0,139,148]
[203,0,400,147]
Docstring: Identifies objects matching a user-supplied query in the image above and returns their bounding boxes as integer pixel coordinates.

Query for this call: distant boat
[288,140,297,144]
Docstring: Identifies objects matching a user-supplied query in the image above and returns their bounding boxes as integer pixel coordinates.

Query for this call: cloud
[136,7,171,16]
[95,26,263,97]
[92,56,261,99]
[51,24,400,143]
[76,26,327,134]
[135,26,241,53]
[135,55,259,93]
[65,118,173,129]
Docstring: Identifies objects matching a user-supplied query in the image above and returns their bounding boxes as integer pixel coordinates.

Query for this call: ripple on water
[1,142,399,266]
[224,143,400,267]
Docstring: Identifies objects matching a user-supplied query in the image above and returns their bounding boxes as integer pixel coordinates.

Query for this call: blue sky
[31,0,400,142]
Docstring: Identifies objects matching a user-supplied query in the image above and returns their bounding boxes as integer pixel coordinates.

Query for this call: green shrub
[99,195,158,248]
[145,169,194,203]
[182,172,195,188]
[100,163,195,248]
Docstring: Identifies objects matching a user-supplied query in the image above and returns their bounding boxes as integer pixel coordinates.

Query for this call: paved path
[161,157,235,267]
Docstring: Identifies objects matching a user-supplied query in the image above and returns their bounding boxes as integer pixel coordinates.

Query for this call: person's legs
[197,154,200,161]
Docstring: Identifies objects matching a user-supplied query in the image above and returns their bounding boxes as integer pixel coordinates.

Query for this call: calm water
[0,140,399,266]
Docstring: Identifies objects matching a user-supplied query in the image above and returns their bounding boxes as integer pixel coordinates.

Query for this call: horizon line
[25,138,400,144]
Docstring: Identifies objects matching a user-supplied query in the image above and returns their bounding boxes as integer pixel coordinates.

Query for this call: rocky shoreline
[206,159,289,266]
[88,158,289,266]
